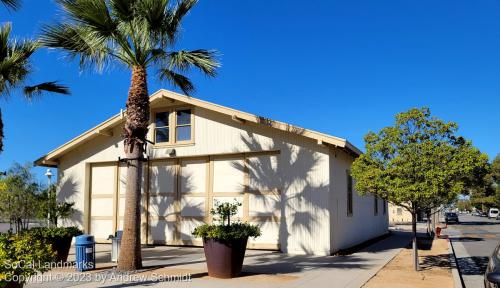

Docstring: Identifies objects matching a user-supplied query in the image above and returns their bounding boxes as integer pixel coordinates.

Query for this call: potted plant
[192,200,261,278]
[0,233,55,288]
[27,226,82,262]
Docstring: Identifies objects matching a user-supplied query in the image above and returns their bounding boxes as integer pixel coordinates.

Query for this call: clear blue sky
[1,0,499,181]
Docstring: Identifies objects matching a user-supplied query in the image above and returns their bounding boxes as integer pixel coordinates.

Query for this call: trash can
[107,231,123,262]
[75,235,95,271]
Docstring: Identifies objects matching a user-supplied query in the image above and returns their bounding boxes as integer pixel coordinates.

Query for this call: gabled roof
[35,89,361,167]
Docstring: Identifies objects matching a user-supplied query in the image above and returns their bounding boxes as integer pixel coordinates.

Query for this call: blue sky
[1,0,499,181]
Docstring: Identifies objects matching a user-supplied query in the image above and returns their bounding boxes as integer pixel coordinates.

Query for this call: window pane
[156,112,169,127]
[155,127,169,143]
[177,110,191,125]
[176,125,191,141]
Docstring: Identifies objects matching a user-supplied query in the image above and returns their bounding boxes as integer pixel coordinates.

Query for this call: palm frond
[45,0,217,93]
[0,23,40,96]
[159,68,193,95]
[109,0,137,22]
[1,0,21,11]
[0,22,11,57]
[167,49,219,77]
[40,23,118,70]
[23,81,70,99]
[57,0,117,37]
[165,0,197,43]
[135,0,168,29]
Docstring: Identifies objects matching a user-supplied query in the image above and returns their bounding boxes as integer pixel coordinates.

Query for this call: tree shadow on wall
[231,133,329,255]
[57,174,83,226]
[146,161,204,257]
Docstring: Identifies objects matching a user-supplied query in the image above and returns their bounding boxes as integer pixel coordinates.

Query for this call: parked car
[489,208,499,219]
[445,212,459,224]
[484,243,500,288]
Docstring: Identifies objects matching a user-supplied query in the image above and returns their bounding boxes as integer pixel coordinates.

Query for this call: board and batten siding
[329,149,388,252]
[56,104,332,255]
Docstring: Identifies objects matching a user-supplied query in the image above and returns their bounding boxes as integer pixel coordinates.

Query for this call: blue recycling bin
[75,235,95,271]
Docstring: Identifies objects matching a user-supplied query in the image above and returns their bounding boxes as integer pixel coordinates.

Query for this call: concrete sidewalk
[26,231,411,288]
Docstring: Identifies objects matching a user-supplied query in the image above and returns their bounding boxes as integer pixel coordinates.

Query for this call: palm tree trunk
[117,66,149,271]
[0,107,4,153]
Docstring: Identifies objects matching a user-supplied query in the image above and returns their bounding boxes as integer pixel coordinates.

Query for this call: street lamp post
[45,169,53,227]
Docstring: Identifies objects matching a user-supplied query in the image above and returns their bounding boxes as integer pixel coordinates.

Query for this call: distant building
[388,203,413,224]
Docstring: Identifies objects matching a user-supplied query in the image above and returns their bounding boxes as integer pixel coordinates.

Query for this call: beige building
[388,203,413,225]
[35,89,388,255]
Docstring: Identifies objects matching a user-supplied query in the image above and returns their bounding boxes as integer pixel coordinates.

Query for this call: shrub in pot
[27,227,82,263]
[192,200,261,278]
[0,233,55,288]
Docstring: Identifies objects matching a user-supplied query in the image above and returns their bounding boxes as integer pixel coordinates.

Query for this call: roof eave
[34,89,363,166]
[34,112,123,166]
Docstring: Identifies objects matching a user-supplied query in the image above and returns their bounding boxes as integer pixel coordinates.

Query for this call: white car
[488,208,499,219]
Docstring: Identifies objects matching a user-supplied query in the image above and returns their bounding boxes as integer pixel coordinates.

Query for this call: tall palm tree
[41,0,219,271]
[0,23,69,152]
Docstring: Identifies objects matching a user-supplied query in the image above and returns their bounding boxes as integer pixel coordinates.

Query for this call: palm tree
[41,0,219,271]
[0,23,69,152]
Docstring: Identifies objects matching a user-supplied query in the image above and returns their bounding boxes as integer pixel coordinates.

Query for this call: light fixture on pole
[45,169,53,227]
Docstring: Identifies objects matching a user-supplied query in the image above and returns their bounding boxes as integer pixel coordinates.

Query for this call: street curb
[447,238,464,288]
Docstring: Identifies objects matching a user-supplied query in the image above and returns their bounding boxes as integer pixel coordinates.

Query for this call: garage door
[147,152,280,250]
[89,162,147,243]
[89,163,116,242]
[246,154,281,248]
[179,158,208,243]
[117,163,148,242]
[148,160,177,244]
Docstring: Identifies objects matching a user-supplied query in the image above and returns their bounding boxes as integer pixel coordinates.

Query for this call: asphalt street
[445,214,500,288]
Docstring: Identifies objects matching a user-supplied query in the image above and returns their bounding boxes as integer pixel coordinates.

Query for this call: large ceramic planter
[203,237,248,278]
[46,236,73,262]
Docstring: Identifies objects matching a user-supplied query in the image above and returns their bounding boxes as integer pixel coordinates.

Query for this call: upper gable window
[155,112,170,143]
[154,108,193,145]
[176,109,192,142]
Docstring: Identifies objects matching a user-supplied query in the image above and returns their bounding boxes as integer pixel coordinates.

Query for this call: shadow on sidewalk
[456,256,489,276]
[420,254,451,270]
[450,237,484,242]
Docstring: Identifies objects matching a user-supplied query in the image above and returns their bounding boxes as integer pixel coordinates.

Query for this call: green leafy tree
[456,199,472,212]
[41,0,219,271]
[468,154,499,211]
[351,107,488,271]
[0,163,41,234]
[492,155,500,205]
[36,184,75,227]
